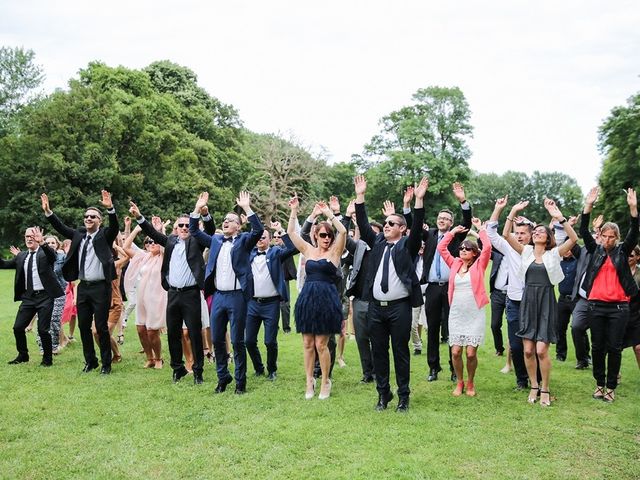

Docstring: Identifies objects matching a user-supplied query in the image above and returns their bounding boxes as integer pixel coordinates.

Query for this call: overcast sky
[2,0,639,193]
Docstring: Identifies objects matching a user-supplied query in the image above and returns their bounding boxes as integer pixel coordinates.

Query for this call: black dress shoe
[40,360,53,367]
[82,362,99,373]
[254,370,265,377]
[427,367,441,382]
[395,398,409,412]
[514,382,529,391]
[413,349,422,355]
[375,391,394,411]
[450,372,457,382]
[235,385,246,395]
[8,355,29,365]
[173,367,189,383]
[556,355,566,362]
[575,361,589,370]
[360,375,375,384]
[214,376,233,393]
[283,328,291,334]
[266,372,277,381]
[100,365,111,375]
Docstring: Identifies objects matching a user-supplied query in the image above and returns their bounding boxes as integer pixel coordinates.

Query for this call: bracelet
[559,218,567,224]
[328,216,336,221]
[506,217,514,222]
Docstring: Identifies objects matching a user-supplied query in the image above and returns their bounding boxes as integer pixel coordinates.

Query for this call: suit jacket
[249,234,298,301]
[406,203,472,283]
[139,218,206,291]
[190,213,264,298]
[488,250,504,293]
[46,211,119,282]
[0,245,65,301]
[356,202,425,307]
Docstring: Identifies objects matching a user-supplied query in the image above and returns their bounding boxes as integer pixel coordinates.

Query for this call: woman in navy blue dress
[287,195,346,400]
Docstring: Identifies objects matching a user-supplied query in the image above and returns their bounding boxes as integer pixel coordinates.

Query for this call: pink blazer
[437,229,491,309]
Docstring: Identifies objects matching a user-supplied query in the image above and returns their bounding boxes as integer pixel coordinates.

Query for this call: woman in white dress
[437,219,491,397]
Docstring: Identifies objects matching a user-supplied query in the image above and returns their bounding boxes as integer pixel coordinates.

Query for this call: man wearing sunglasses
[41,191,119,374]
[129,201,211,385]
[190,191,264,395]
[354,175,428,412]
[1,226,64,367]
[246,222,298,381]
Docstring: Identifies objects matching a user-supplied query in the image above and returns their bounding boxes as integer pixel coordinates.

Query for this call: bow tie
[256,251,266,256]
[222,237,233,243]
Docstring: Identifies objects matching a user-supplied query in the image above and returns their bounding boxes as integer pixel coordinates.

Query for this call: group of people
[2,178,639,411]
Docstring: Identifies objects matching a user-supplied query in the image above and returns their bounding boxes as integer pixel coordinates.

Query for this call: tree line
[1,46,635,249]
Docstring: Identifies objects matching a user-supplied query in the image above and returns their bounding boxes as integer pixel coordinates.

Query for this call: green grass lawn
[0,269,638,480]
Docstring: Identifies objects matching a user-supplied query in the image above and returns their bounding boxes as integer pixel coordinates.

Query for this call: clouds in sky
[2,0,639,191]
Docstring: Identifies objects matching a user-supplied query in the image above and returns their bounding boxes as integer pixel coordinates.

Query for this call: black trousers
[555,295,575,359]
[571,298,592,364]
[13,291,54,363]
[279,282,291,332]
[368,299,412,399]
[588,301,628,390]
[166,288,203,375]
[490,290,507,354]
[424,283,452,372]
[352,298,374,378]
[77,280,112,367]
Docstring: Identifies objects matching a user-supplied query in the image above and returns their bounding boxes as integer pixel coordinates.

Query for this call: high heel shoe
[143,359,155,369]
[318,379,332,400]
[305,378,316,400]
[154,358,164,369]
[540,390,551,407]
[528,386,540,404]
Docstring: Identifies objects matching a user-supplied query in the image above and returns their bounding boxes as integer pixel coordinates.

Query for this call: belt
[372,297,409,307]
[558,294,573,300]
[428,281,447,287]
[80,280,106,286]
[168,285,199,292]
[253,296,280,303]
[28,290,46,296]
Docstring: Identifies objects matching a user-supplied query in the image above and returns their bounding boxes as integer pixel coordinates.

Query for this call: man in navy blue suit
[246,221,297,380]
[190,191,264,394]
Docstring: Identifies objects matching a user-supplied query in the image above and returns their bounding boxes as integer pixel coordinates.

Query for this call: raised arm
[41,193,76,239]
[189,192,213,247]
[580,187,599,253]
[236,190,264,251]
[318,201,347,264]
[544,198,578,256]
[122,225,142,258]
[353,175,378,248]
[437,225,466,267]
[287,193,313,257]
[100,190,119,244]
[622,188,639,254]
[130,201,169,247]
[453,182,472,233]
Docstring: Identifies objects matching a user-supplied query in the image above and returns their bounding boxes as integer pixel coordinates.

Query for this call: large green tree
[0,61,249,247]
[355,86,473,222]
[0,46,44,135]
[598,91,640,227]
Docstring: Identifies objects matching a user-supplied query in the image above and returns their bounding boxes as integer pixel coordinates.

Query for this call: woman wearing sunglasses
[502,198,578,407]
[123,225,167,369]
[287,196,346,400]
[436,218,491,397]
[623,245,640,373]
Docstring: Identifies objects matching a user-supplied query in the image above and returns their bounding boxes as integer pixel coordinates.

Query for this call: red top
[588,256,630,303]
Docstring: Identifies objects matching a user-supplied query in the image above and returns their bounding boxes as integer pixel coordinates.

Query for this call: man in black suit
[129,201,208,385]
[1,226,64,366]
[274,232,296,334]
[42,191,119,374]
[355,175,428,412]
[420,183,472,382]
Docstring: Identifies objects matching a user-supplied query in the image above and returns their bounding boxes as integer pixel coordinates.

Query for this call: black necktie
[80,234,90,278]
[380,243,394,293]
[222,237,233,243]
[26,251,35,293]
[256,251,266,256]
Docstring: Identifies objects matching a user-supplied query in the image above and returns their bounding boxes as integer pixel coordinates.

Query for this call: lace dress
[294,259,342,334]
[448,273,485,347]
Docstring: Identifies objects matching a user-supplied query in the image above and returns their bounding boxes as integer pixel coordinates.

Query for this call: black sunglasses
[384,220,399,227]
[177,223,189,228]
[318,232,332,239]
[84,214,100,220]
[144,240,155,245]
[459,246,473,252]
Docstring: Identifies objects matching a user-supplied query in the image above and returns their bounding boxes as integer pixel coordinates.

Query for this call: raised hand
[240,213,248,225]
[544,197,563,219]
[585,187,599,206]
[510,200,529,214]
[345,199,356,218]
[626,188,637,208]
[9,246,21,256]
[288,193,299,211]
[354,175,367,196]
[471,217,483,230]
[415,177,429,199]
[452,182,466,203]
[124,216,132,228]
[329,195,340,214]
[403,186,415,207]
[381,200,395,217]
[310,202,323,219]
[129,201,142,219]
[592,214,604,230]
[236,191,251,211]
[514,215,533,226]
[200,205,209,217]
[30,226,44,244]
[100,190,113,209]
[195,192,209,212]
[567,215,578,227]
[151,216,163,232]
[450,225,469,236]
[270,220,282,231]
[494,195,508,210]
[163,219,171,230]
[41,193,51,214]
[316,201,332,218]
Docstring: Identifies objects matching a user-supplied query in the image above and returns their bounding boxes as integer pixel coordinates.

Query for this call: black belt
[253,296,280,304]
[428,281,448,287]
[80,280,106,286]
[372,297,409,307]
[27,290,46,296]
[168,285,199,292]
[558,294,573,300]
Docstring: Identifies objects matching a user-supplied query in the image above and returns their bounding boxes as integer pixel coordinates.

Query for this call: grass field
[0,269,639,480]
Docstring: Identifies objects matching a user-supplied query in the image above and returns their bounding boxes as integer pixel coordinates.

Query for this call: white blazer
[518,245,564,285]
